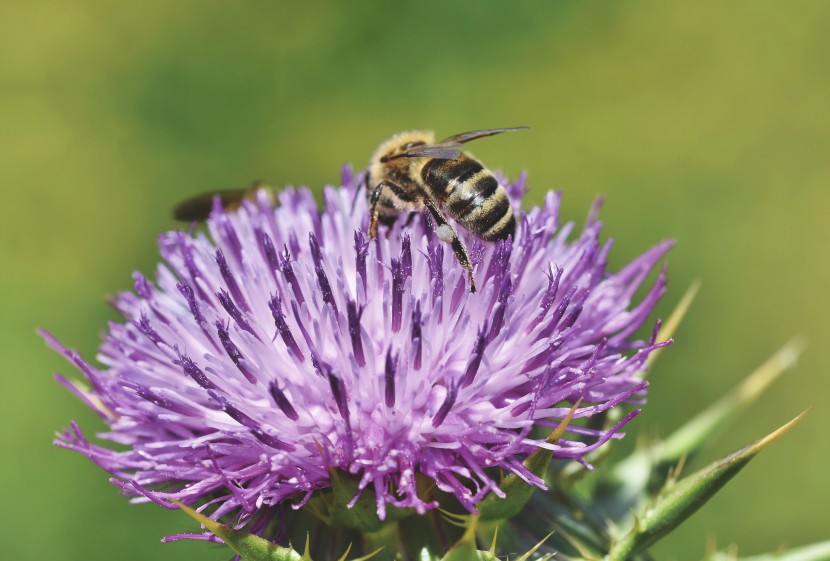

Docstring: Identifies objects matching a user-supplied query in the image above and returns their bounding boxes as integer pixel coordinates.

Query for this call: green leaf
[477,403,579,521]
[600,340,804,520]
[607,412,807,561]
[657,339,805,465]
[172,500,302,561]
[704,540,830,561]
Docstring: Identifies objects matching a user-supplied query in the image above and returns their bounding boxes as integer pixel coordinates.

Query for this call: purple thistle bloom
[47,166,671,538]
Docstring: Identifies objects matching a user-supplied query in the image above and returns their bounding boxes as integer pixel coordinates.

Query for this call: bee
[172,127,526,294]
[172,181,269,222]
[367,126,527,293]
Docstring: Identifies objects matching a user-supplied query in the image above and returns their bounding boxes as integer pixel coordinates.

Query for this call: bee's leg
[369,181,409,239]
[368,182,386,239]
[422,197,477,294]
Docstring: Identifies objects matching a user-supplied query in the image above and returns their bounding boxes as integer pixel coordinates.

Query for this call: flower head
[48,166,670,539]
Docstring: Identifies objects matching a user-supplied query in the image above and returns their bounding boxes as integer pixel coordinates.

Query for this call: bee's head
[367,131,435,186]
[373,131,435,163]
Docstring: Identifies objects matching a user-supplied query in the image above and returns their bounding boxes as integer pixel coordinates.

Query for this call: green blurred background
[1,1,828,559]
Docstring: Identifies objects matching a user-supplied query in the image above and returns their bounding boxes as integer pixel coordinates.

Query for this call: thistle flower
[47,166,671,551]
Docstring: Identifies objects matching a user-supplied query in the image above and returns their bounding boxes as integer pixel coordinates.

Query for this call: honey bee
[172,127,527,294]
[367,127,527,293]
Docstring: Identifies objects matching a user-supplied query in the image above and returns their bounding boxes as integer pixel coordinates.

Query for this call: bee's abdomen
[422,158,515,242]
[421,158,483,201]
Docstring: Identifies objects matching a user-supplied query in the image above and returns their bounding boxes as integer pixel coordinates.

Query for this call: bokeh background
[1,2,828,560]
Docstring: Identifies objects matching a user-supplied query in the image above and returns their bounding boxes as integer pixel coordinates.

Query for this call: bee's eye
[400,142,417,150]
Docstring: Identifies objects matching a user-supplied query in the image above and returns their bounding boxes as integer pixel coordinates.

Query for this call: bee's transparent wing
[439,126,529,144]
[382,145,463,161]
[382,127,528,162]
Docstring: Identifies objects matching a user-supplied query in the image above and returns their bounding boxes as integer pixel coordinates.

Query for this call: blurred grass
[1,1,828,560]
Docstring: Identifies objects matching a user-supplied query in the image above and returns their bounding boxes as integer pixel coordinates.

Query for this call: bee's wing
[172,184,266,222]
[380,127,528,162]
[382,145,463,161]
[439,126,529,145]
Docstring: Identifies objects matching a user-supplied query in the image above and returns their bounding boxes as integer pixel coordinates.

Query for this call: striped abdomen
[420,157,516,242]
